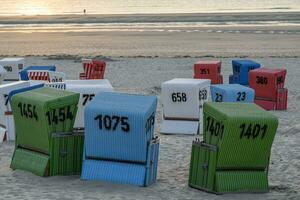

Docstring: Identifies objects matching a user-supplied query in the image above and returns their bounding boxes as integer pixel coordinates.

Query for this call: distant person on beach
[84,9,86,14]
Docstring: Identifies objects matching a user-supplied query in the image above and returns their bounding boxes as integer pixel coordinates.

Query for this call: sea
[0,0,299,33]
[0,0,299,15]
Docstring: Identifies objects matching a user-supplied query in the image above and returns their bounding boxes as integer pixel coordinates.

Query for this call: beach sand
[0,57,299,200]
[0,12,299,58]
[0,25,300,58]
[0,13,300,199]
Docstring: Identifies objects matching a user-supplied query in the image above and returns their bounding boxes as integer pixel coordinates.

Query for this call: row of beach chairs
[0,57,285,193]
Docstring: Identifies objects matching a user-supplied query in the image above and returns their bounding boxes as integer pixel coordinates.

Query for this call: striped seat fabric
[79,59,106,80]
[27,70,65,83]
[28,70,50,81]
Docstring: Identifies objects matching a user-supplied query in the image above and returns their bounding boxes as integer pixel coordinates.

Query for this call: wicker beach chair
[210,84,255,103]
[229,60,261,85]
[194,60,223,84]
[189,102,278,193]
[19,66,56,81]
[81,92,159,186]
[10,87,83,176]
[79,59,106,79]
[249,68,288,110]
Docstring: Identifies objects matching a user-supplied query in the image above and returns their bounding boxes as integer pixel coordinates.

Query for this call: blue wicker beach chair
[19,66,56,81]
[81,92,159,186]
[229,60,261,85]
[211,84,254,103]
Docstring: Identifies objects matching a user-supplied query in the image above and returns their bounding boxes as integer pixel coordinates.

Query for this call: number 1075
[94,114,130,133]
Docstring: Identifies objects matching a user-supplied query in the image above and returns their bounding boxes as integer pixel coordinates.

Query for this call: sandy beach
[0,56,299,200]
[0,12,300,200]
[0,12,299,58]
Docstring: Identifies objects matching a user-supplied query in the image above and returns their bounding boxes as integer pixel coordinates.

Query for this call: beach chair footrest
[10,148,49,177]
[214,170,269,193]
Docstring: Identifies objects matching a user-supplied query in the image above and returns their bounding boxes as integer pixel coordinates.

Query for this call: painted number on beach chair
[200,69,210,74]
[236,92,246,101]
[17,102,38,121]
[239,123,268,139]
[199,89,208,101]
[4,66,12,72]
[82,94,95,106]
[256,76,268,85]
[145,112,155,134]
[215,93,223,102]
[172,92,187,102]
[51,77,63,82]
[206,116,225,139]
[4,94,9,106]
[94,115,130,133]
[277,76,284,85]
[45,106,74,125]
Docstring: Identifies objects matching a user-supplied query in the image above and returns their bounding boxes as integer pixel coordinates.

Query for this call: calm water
[0,0,300,15]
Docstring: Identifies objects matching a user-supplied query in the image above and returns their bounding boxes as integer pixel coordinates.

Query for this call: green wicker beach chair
[10,87,83,176]
[189,102,278,194]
